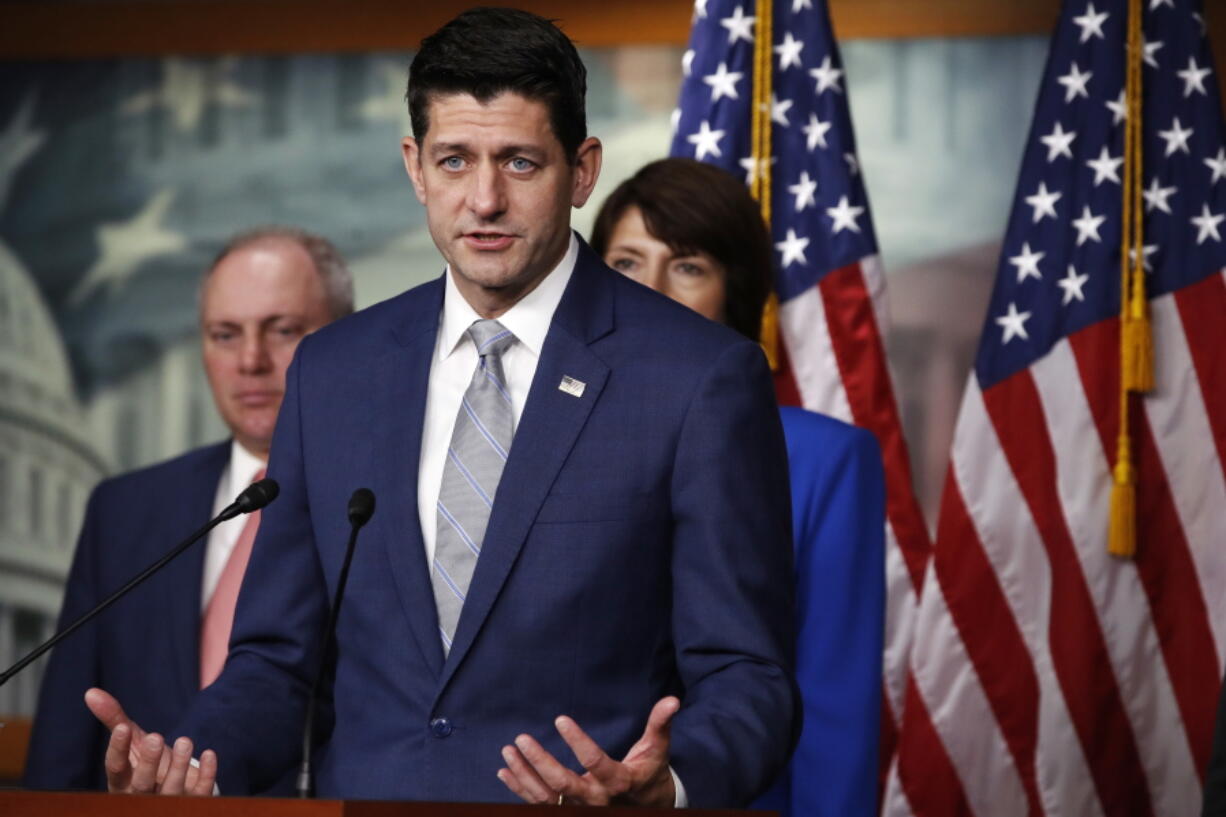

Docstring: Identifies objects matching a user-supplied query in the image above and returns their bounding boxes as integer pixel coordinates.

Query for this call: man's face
[402,92,601,317]
[200,239,335,457]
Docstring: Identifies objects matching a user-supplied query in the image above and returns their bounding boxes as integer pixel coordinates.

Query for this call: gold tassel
[1110,0,1145,558]
[1108,434,1137,559]
[760,291,780,370]
[1124,277,1154,392]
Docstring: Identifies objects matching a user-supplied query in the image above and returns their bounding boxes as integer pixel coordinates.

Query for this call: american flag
[881,1,1226,816]
[670,0,933,806]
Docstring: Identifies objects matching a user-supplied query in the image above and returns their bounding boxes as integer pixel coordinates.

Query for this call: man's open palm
[85,687,217,795]
[497,696,680,807]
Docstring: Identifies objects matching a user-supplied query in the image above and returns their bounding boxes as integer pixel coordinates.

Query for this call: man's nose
[238,332,272,374]
[468,163,507,220]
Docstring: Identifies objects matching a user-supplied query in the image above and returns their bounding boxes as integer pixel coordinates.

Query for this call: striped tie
[433,319,516,653]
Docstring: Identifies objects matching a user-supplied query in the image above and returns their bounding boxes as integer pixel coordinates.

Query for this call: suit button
[429,717,453,738]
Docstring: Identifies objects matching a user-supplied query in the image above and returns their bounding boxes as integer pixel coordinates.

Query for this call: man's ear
[402,136,428,205]
[570,137,603,208]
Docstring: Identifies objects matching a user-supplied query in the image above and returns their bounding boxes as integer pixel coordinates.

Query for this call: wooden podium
[0,791,763,815]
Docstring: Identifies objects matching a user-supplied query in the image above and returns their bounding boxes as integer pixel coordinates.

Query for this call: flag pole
[1109,0,1152,559]
[751,0,781,370]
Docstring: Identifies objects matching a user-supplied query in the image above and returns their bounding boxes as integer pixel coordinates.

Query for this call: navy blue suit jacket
[179,240,799,806]
[23,442,230,791]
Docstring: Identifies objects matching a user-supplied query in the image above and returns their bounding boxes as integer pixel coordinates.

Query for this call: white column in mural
[0,605,13,715]
[159,340,195,457]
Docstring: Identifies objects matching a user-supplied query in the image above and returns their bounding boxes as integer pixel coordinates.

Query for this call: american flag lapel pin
[558,375,585,398]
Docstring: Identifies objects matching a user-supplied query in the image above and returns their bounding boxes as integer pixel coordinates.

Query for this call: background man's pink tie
[199,468,265,688]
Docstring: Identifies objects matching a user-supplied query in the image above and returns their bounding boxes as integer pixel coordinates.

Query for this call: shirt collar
[227,439,268,499]
[438,232,578,360]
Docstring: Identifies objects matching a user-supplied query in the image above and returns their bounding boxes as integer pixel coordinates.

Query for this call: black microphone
[0,478,280,689]
[297,488,375,798]
[220,477,280,520]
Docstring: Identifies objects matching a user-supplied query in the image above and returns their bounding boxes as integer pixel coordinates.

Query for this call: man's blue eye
[443,157,464,169]
[510,158,534,171]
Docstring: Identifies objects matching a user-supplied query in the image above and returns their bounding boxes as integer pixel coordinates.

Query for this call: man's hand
[84,688,217,795]
[497,696,680,807]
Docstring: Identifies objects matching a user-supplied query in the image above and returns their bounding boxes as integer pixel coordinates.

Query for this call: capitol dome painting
[0,238,106,718]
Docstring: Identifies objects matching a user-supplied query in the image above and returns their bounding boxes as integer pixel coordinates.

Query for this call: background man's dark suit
[23,442,230,790]
[178,241,799,807]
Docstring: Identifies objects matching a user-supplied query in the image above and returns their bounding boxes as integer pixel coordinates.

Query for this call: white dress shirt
[201,440,268,610]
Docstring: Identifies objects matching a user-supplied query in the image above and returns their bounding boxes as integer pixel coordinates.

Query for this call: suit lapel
[440,242,615,687]
[370,279,447,679]
[165,442,230,701]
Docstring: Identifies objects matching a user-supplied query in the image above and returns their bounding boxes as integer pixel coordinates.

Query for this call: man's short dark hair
[406,7,588,162]
[592,159,772,342]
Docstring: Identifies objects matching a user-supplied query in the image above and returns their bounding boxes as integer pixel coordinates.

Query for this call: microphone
[348,488,375,527]
[220,477,280,521]
[0,478,280,689]
[297,488,375,798]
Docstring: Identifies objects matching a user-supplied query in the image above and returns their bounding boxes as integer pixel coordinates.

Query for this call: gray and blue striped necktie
[432,319,516,653]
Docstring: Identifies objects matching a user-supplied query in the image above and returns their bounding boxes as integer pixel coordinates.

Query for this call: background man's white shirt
[202,440,268,609]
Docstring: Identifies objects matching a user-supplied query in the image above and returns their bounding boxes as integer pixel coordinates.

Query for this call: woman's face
[601,206,727,323]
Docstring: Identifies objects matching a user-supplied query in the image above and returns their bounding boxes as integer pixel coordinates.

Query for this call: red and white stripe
[775,253,934,781]
[883,276,1226,816]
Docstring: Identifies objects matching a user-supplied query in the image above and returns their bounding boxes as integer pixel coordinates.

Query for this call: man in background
[23,227,353,791]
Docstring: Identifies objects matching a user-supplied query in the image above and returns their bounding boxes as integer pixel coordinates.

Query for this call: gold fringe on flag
[1109,0,1153,559]
[750,0,779,369]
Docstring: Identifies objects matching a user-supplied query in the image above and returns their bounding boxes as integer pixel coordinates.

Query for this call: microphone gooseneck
[298,488,376,798]
[0,478,280,689]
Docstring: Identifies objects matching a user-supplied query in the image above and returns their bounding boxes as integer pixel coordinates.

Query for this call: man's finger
[497,767,535,803]
[154,736,175,785]
[103,723,134,793]
[85,688,138,736]
[501,741,559,804]
[159,737,193,796]
[130,733,166,793]
[555,715,623,788]
[190,749,219,797]
[515,732,596,801]
[643,696,680,742]
[623,696,681,765]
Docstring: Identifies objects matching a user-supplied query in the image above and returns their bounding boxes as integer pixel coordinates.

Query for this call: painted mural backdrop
[0,36,1045,716]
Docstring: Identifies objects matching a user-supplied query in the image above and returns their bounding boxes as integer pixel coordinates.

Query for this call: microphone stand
[0,478,280,689]
[297,488,375,798]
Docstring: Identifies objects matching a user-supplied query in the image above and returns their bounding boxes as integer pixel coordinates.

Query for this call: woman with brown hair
[592,158,886,817]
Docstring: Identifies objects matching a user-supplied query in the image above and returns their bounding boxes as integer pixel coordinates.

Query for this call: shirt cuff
[670,765,688,808]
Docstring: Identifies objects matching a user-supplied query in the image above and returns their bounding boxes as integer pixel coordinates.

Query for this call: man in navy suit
[84,9,798,807]
[23,227,352,791]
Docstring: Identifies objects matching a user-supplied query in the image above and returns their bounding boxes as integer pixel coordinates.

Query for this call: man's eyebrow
[427,142,549,161]
[496,145,548,161]
[204,314,301,328]
[428,142,470,156]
